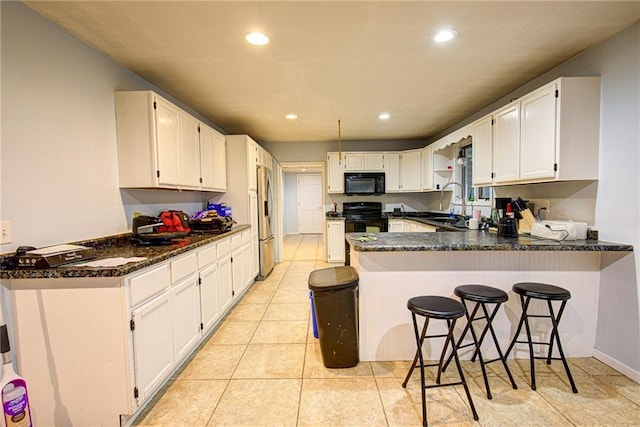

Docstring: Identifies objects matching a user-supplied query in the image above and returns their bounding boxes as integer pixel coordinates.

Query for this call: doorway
[297,174,323,233]
[281,162,325,235]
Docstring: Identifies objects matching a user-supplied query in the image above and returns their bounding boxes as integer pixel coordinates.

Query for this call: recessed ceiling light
[433,29,458,43]
[246,32,269,46]
[285,114,298,120]
[379,113,391,120]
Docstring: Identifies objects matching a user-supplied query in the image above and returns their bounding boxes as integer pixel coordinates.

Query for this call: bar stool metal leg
[443,298,517,399]
[505,282,578,394]
[402,296,479,426]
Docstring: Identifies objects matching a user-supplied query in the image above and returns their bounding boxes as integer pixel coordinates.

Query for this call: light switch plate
[1,220,12,244]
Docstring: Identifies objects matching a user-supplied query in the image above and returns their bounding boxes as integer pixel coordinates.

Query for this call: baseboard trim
[593,349,640,383]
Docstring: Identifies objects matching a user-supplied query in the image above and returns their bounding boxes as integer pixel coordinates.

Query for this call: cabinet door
[493,103,520,184]
[180,112,201,188]
[421,146,433,191]
[246,138,258,190]
[400,149,422,192]
[131,290,173,403]
[520,82,558,181]
[388,220,405,232]
[200,125,227,191]
[384,153,400,192]
[171,274,201,362]
[241,244,252,291]
[472,115,494,186]
[364,153,384,170]
[154,97,181,186]
[218,255,234,311]
[231,248,244,295]
[327,152,344,193]
[327,221,345,262]
[199,263,220,334]
[344,153,364,170]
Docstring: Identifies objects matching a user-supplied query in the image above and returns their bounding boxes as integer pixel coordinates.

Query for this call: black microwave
[344,172,385,195]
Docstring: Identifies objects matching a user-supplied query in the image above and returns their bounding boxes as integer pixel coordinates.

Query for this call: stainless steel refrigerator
[256,165,275,280]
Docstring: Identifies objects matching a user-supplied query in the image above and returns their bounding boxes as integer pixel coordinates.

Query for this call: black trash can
[308,266,359,368]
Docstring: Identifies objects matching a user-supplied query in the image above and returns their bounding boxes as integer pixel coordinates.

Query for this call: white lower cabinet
[389,219,437,233]
[131,289,174,404]
[6,229,256,427]
[388,219,406,232]
[199,262,221,334]
[218,254,234,312]
[171,273,201,361]
[326,220,345,262]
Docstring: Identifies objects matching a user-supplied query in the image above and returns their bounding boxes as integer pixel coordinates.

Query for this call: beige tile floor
[134,234,640,426]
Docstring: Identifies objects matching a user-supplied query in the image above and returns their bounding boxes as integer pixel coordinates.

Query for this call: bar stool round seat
[506,282,577,393]
[513,282,571,301]
[407,296,465,319]
[455,284,509,304]
[402,295,478,426]
[442,284,518,399]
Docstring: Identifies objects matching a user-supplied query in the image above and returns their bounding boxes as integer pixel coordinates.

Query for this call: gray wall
[0,2,226,252]
[431,23,640,373]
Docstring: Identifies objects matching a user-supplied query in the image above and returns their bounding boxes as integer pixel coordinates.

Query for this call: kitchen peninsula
[346,231,633,362]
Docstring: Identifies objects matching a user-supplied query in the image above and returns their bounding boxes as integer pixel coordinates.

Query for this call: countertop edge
[1,225,251,280]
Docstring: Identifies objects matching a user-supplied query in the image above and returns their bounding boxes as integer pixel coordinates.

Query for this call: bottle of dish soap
[0,325,32,427]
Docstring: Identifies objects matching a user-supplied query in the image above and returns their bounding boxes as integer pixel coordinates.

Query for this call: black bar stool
[505,282,578,393]
[402,296,479,427]
[442,284,518,399]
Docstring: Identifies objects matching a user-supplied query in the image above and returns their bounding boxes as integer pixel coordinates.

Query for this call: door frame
[280,162,326,236]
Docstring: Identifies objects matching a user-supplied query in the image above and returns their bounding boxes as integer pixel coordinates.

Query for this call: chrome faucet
[439,181,466,217]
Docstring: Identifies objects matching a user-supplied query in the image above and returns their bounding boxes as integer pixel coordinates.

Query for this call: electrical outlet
[1,220,12,244]
[541,200,551,215]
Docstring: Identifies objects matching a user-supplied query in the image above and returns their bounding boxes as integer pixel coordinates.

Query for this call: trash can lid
[308,266,359,291]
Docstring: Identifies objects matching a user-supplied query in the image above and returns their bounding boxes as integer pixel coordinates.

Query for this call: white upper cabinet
[471,114,494,186]
[421,145,433,191]
[343,152,385,171]
[471,77,600,186]
[327,152,344,193]
[152,96,181,186]
[384,152,400,193]
[520,77,600,183]
[179,112,202,189]
[383,150,421,192]
[399,149,422,192]
[199,124,227,192]
[115,91,227,191]
[246,138,258,191]
[519,82,558,181]
[492,102,521,184]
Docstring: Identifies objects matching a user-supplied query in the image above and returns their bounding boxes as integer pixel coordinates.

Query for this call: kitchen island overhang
[346,232,634,366]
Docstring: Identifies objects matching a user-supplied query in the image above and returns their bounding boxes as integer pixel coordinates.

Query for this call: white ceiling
[24,1,640,143]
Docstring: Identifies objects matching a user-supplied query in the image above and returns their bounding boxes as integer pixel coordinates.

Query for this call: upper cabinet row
[472,77,600,186]
[115,91,227,191]
[327,148,447,194]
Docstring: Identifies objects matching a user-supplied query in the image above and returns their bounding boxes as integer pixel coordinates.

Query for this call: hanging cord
[338,118,342,164]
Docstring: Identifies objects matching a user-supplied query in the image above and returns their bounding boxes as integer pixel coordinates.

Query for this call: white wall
[0,2,225,253]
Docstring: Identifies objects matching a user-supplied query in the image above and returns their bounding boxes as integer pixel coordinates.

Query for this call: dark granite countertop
[346,231,634,252]
[0,225,251,280]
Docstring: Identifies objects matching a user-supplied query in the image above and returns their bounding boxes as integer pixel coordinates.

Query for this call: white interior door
[297,174,323,233]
